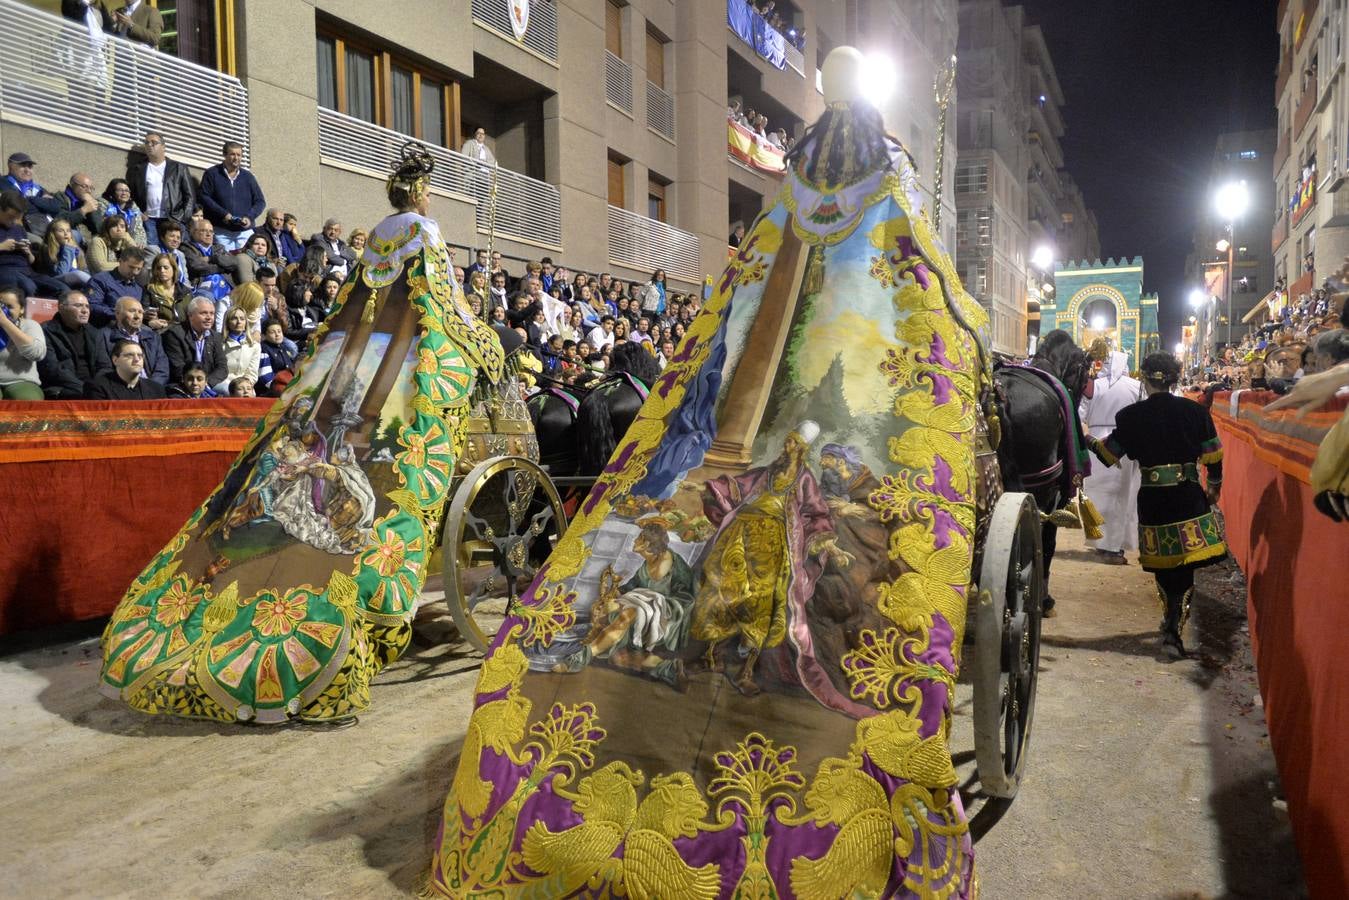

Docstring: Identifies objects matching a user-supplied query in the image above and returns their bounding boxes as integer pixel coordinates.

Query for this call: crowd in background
[0,132,705,403]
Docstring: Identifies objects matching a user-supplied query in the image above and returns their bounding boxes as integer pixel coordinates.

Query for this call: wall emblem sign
[509,0,530,40]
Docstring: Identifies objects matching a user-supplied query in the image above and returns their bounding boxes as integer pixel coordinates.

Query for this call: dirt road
[0,531,1301,898]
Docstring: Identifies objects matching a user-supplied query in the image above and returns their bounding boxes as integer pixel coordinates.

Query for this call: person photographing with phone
[109,1,163,48]
[0,191,69,300]
[0,287,46,401]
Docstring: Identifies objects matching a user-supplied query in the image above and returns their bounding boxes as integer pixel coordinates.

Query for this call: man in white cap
[690,420,852,696]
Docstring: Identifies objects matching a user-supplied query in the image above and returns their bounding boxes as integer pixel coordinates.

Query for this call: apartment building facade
[2,0,960,291]
[1272,0,1349,310]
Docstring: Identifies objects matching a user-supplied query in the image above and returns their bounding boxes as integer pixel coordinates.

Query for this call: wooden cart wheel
[973,491,1045,799]
[441,456,566,652]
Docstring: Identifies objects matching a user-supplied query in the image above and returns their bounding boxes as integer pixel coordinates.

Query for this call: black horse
[994,329,1094,614]
[528,342,662,479]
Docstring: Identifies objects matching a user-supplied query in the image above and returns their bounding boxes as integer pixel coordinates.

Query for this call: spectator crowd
[0,132,706,403]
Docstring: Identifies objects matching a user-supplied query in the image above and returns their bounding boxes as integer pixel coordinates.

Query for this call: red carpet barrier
[0,400,271,635]
[1209,389,1349,899]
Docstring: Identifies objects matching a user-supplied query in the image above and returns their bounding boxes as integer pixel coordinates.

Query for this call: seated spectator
[316,273,343,318]
[226,280,265,338]
[38,290,109,398]
[219,304,260,395]
[154,220,190,285]
[97,178,150,248]
[34,219,91,287]
[239,231,280,277]
[3,153,64,235]
[163,296,228,386]
[489,270,509,313]
[489,306,507,326]
[588,315,617,351]
[183,218,253,312]
[729,222,745,247]
[658,339,676,368]
[257,320,297,394]
[228,375,256,397]
[142,252,191,331]
[98,296,169,385]
[87,247,146,326]
[128,131,196,249]
[255,266,302,345]
[167,363,216,399]
[87,213,137,274]
[466,248,491,280]
[0,287,47,400]
[86,338,167,399]
[631,316,653,346]
[52,172,103,239]
[309,218,354,280]
[259,208,304,265]
[613,318,631,345]
[349,229,367,257]
[559,307,585,343]
[0,191,69,299]
[198,141,265,251]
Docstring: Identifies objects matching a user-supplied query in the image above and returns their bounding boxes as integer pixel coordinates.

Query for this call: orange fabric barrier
[1210,390,1349,898]
[0,400,270,635]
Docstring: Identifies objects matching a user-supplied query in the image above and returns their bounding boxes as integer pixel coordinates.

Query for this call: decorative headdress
[387,141,435,202]
[794,420,822,445]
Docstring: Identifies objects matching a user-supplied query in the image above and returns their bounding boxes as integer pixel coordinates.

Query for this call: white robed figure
[1081,350,1142,560]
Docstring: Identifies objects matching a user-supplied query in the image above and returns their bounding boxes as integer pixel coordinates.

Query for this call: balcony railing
[0,0,249,170]
[317,107,561,249]
[471,0,558,61]
[605,50,633,114]
[607,205,701,283]
[1273,128,1292,172]
[1295,76,1318,137]
[784,42,805,76]
[1272,211,1289,252]
[727,0,800,76]
[647,81,675,141]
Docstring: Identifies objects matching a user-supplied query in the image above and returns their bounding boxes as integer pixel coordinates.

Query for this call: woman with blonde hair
[35,219,91,287]
[218,304,260,395]
[223,279,264,337]
[468,269,492,318]
[143,252,192,332]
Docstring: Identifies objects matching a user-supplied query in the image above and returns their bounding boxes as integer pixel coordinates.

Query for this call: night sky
[1018,0,1279,346]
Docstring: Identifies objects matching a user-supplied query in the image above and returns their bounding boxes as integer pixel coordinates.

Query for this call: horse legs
[1041,520,1058,616]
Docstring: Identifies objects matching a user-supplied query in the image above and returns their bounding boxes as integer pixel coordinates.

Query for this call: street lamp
[1214,181,1249,348]
[1031,244,1054,271]
[1189,288,1206,309]
[1174,341,1185,356]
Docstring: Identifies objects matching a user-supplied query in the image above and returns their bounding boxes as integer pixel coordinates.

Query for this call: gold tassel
[362,293,378,325]
[804,244,825,295]
[1078,492,1105,540]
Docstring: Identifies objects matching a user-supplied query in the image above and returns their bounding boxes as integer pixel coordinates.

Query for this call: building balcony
[647,81,675,142]
[1294,77,1318,138]
[728,119,786,175]
[605,50,633,115]
[1273,129,1292,172]
[1272,211,1289,252]
[1276,50,1294,100]
[317,107,561,250]
[0,0,248,170]
[726,0,803,78]
[607,205,700,283]
[1296,0,1320,50]
[471,0,558,61]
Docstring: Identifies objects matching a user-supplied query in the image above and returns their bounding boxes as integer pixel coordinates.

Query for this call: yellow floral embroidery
[251,591,308,637]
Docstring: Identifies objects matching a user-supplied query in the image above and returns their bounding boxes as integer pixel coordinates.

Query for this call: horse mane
[607,341,661,387]
[1032,328,1089,404]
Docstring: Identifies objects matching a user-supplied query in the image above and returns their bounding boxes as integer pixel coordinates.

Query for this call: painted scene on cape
[431,97,993,900]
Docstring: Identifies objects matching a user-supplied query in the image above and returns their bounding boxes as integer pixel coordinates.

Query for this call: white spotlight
[858,53,898,109]
[1091,315,1106,331]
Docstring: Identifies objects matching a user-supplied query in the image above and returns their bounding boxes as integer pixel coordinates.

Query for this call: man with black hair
[0,190,70,299]
[128,131,197,247]
[198,141,265,251]
[86,247,145,326]
[85,338,167,399]
[1086,352,1226,658]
